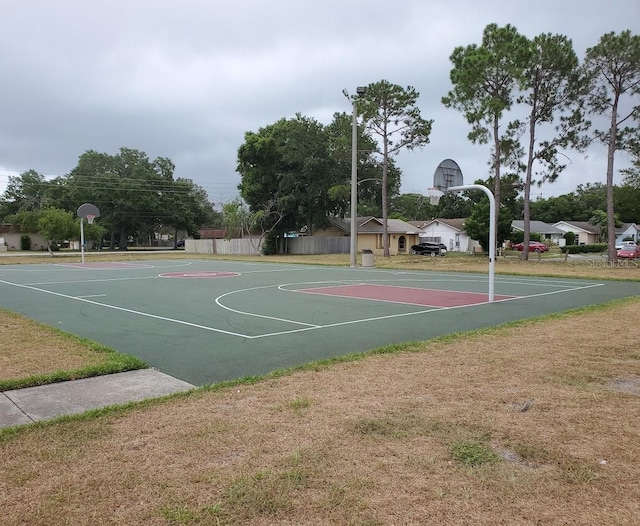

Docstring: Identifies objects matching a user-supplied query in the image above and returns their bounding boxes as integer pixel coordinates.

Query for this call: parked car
[410,242,447,256]
[615,240,636,250]
[616,245,640,259]
[176,239,185,248]
[511,241,549,253]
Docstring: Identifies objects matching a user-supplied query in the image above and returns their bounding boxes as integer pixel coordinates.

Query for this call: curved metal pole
[447,184,495,303]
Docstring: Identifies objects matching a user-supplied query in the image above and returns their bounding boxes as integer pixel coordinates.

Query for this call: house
[323,217,421,255]
[409,218,479,253]
[511,220,566,245]
[553,221,601,245]
[0,223,47,251]
[615,223,640,245]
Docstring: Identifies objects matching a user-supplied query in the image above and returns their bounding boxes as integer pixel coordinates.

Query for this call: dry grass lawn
[1,254,640,524]
[0,310,111,381]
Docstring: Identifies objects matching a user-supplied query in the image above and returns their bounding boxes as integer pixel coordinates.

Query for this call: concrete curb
[0,369,195,429]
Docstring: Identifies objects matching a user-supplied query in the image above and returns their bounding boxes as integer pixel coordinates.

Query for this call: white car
[615,240,637,250]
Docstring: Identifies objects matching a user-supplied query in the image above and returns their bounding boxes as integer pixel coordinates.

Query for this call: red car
[616,245,640,259]
[512,241,549,253]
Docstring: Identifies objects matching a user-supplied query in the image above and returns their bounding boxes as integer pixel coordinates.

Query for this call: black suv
[410,242,447,256]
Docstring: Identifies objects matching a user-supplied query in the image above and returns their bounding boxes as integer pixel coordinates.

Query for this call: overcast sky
[1,0,639,206]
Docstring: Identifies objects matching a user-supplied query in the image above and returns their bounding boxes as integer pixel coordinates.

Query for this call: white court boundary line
[0,261,195,272]
[214,280,605,337]
[0,276,605,340]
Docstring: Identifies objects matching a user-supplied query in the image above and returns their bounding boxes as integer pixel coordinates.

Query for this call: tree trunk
[522,109,538,261]
[382,124,390,258]
[118,224,128,251]
[606,96,619,263]
[492,115,501,254]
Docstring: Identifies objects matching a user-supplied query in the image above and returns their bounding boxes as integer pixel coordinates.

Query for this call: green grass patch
[225,468,306,518]
[160,502,224,524]
[288,396,311,412]
[449,440,501,467]
[0,348,146,391]
[351,410,430,439]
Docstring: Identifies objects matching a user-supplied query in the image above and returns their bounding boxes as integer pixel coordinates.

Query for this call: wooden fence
[185,236,349,255]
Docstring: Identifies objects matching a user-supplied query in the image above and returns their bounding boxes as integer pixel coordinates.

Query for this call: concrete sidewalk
[0,369,195,429]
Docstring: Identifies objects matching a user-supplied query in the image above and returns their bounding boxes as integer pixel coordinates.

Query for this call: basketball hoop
[76,203,100,264]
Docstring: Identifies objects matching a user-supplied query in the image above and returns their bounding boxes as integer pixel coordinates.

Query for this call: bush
[261,234,278,255]
[564,231,576,246]
[560,243,607,254]
[20,235,31,251]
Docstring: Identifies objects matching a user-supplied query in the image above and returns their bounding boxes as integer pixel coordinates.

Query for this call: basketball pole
[447,184,495,303]
[80,217,85,264]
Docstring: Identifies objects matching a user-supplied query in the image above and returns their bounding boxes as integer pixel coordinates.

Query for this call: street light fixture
[343,86,366,268]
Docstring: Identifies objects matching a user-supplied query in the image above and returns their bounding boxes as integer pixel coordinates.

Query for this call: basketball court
[1,259,637,386]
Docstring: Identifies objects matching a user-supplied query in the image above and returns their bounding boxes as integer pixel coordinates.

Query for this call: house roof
[410,218,466,232]
[329,217,419,234]
[553,221,601,234]
[616,223,640,234]
[511,220,565,234]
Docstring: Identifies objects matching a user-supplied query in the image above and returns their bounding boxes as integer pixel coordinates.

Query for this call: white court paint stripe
[251,282,606,338]
[491,282,604,302]
[76,294,108,298]
[0,279,252,339]
[0,277,607,341]
[215,286,321,328]
[25,276,160,286]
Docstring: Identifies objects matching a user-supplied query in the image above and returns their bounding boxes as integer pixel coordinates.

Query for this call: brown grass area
[0,310,110,381]
[1,297,640,525]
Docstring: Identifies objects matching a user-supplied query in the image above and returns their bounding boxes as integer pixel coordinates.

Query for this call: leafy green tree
[390,193,437,221]
[514,32,591,259]
[161,178,215,247]
[485,173,524,219]
[5,210,40,234]
[237,114,342,238]
[589,209,621,242]
[530,194,578,223]
[325,112,401,218]
[436,193,474,219]
[615,178,640,223]
[222,198,249,239]
[463,200,514,253]
[66,148,210,250]
[442,23,530,228]
[0,170,52,219]
[37,208,76,255]
[585,30,640,260]
[359,80,433,257]
[575,183,607,219]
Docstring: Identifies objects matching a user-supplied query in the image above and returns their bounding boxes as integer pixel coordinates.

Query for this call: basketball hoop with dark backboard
[433,159,464,192]
[77,203,100,221]
[77,203,100,263]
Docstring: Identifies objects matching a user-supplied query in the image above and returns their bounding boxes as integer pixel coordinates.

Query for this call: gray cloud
[1,0,638,203]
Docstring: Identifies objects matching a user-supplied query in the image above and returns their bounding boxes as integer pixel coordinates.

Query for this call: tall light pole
[343,86,366,268]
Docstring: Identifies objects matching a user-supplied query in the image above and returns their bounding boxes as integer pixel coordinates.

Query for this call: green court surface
[1,259,638,386]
